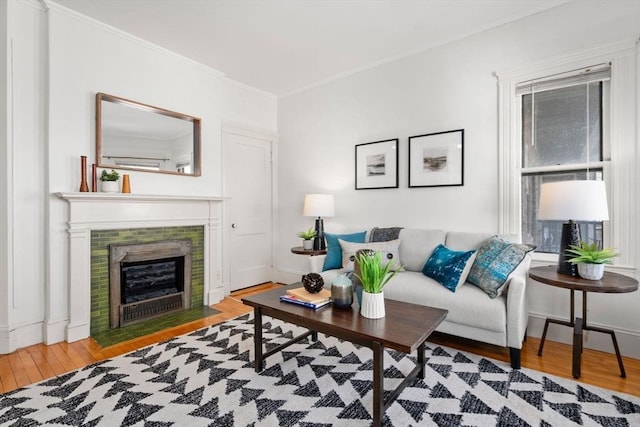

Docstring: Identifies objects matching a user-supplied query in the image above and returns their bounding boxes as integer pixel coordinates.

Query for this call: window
[496,40,637,269]
[519,74,608,253]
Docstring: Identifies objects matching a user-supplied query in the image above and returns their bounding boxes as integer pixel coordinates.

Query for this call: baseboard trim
[0,321,44,354]
[527,312,639,359]
[44,318,68,345]
[66,321,90,343]
[207,286,225,305]
[0,326,14,354]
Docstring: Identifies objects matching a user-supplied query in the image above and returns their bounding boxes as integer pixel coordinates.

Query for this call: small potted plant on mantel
[100,169,120,193]
[354,250,401,319]
[297,227,317,250]
[567,241,618,280]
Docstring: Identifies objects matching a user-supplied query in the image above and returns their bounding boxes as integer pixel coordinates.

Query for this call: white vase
[101,180,119,193]
[578,263,604,280]
[360,291,385,319]
[302,239,313,250]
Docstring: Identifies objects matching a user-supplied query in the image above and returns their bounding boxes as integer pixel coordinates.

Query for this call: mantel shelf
[55,192,228,202]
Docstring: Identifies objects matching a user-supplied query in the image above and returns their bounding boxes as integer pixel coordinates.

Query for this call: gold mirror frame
[96,93,201,176]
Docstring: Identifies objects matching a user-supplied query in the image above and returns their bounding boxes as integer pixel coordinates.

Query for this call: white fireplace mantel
[56,192,227,343]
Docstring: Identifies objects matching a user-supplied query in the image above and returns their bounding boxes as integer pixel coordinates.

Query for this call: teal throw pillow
[467,236,534,298]
[422,244,476,292]
[323,231,367,271]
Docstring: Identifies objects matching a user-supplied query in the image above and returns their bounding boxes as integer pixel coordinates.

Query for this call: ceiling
[54,0,567,96]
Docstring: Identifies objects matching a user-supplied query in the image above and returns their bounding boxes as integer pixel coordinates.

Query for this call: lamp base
[313,217,326,250]
[557,220,580,276]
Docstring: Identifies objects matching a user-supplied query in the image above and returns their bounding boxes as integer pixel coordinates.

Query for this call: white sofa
[309,228,532,369]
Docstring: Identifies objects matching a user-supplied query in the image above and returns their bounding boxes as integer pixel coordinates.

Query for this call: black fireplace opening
[109,239,193,328]
[120,256,185,304]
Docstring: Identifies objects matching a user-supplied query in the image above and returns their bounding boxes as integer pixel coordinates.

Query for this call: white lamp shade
[538,180,609,221]
[303,194,335,217]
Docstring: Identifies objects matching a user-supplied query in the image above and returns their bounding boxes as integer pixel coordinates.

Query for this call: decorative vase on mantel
[122,174,131,193]
[79,156,89,192]
[360,290,385,319]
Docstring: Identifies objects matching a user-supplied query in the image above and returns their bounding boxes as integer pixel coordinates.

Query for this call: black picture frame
[408,129,464,188]
[355,139,399,190]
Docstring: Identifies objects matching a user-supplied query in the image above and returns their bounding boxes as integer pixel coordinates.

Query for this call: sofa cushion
[323,231,367,271]
[397,229,446,272]
[383,272,507,333]
[422,244,476,292]
[467,236,534,298]
[339,239,401,271]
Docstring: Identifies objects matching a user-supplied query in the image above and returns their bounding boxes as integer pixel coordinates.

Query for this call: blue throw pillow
[467,236,534,298]
[422,244,476,292]
[323,231,367,271]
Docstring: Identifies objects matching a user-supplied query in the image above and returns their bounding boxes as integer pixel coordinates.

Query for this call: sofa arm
[309,254,327,274]
[505,275,528,349]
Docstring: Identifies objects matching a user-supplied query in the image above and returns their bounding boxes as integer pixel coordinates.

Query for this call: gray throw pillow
[467,236,534,298]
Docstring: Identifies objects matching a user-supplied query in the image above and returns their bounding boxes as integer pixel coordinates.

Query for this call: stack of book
[280,287,331,309]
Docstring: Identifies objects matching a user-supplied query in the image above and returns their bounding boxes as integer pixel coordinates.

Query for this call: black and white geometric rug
[1,313,639,426]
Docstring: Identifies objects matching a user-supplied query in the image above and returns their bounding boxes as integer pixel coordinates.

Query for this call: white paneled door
[223,130,274,291]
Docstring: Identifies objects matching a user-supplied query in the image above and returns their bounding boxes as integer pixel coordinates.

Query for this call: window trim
[496,39,638,270]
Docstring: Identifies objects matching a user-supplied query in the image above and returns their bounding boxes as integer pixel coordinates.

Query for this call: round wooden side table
[290,247,327,256]
[529,265,638,379]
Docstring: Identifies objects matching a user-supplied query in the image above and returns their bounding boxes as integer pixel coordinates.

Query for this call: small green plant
[297,227,317,240]
[100,169,120,182]
[354,251,401,294]
[567,241,618,265]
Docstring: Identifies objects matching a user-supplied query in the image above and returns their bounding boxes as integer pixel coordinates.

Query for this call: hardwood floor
[1,282,638,398]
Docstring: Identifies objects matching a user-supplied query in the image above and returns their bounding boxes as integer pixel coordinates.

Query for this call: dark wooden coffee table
[242,284,448,427]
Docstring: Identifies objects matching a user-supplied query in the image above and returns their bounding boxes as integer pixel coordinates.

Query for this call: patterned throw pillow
[322,231,367,271]
[421,244,476,292]
[338,239,401,272]
[467,236,534,298]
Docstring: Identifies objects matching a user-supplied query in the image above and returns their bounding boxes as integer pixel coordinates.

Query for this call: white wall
[0,0,277,353]
[0,0,48,352]
[277,1,640,356]
[0,0,11,352]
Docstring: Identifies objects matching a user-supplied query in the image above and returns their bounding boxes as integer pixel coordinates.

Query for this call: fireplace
[109,239,192,328]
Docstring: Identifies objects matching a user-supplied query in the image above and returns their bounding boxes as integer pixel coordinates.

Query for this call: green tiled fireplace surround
[90,226,205,337]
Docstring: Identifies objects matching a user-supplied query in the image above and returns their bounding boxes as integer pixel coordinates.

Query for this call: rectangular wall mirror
[96,93,201,176]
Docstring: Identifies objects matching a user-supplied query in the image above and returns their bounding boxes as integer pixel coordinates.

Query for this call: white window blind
[516,65,610,95]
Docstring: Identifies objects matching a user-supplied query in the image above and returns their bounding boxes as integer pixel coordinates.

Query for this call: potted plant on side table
[354,250,401,318]
[297,227,317,250]
[100,169,120,193]
[567,241,618,280]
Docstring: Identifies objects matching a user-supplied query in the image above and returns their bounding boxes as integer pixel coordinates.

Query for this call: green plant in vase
[566,241,618,280]
[297,227,317,250]
[354,251,401,318]
[100,169,120,181]
[354,251,399,293]
[99,169,120,193]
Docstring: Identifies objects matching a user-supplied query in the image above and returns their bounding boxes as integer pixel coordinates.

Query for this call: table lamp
[303,194,335,250]
[538,180,609,276]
